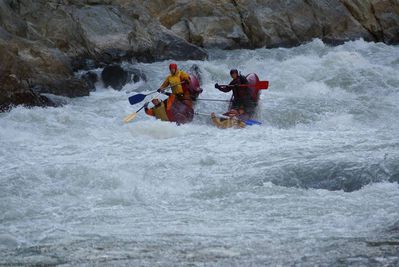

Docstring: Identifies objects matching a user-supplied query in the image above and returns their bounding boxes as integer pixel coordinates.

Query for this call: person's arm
[215,83,231,92]
[144,103,155,116]
[180,71,191,85]
[159,76,170,90]
[229,79,241,90]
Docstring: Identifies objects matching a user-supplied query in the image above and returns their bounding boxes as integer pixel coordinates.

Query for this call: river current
[1,39,399,266]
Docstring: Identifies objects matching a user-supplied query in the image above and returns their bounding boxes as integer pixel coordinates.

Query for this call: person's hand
[157,88,164,93]
[211,112,216,118]
[214,83,220,89]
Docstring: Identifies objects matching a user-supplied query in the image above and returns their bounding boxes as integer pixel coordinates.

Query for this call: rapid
[1,39,399,266]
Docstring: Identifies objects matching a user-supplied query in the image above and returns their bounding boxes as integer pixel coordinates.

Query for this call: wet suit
[216,75,256,115]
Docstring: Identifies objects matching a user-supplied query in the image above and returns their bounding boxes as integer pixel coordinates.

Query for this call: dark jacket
[218,75,255,113]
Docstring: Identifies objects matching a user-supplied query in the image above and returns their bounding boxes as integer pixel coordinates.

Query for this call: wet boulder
[101,65,146,90]
[101,65,128,90]
[32,78,91,98]
[129,68,147,83]
[0,73,55,112]
[81,71,98,91]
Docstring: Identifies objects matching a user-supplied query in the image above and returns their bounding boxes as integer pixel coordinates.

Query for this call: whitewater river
[1,40,399,266]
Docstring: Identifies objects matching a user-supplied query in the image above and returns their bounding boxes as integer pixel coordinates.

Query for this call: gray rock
[0,73,56,112]
[151,0,399,48]
[0,0,207,110]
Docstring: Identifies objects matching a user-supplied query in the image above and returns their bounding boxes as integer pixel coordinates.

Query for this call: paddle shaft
[218,81,269,90]
[145,81,185,95]
[195,112,229,119]
[195,98,232,103]
[129,81,186,105]
[140,93,162,111]
[159,81,185,92]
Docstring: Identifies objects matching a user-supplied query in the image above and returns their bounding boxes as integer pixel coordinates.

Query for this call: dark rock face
[0,0,207,111]
[32,79,91,98]
[0,73,55,112]
[101,65,146,90]
[81,71,98,91]
[101,65,128,90]
[127,68,147,83]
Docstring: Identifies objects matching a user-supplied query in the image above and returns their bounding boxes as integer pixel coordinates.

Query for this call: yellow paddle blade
[123,112,137,123]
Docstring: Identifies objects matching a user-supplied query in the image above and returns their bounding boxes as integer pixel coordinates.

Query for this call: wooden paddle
[123,93,161,123]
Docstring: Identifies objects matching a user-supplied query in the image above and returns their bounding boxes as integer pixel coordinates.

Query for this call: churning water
[1,39,399,266]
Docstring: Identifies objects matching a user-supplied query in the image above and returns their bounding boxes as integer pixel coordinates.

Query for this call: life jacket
[152,101,169,121]
[229,75,251,102]
[163,70,190,96]
[145,101,170,121]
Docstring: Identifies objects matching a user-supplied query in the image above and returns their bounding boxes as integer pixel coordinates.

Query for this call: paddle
[123,93,161,123]
[195,98,232,103]
[218,81,269,90]
[128,82,185,105]
[128,90,158,105]
[243,119,262,126]
[195,112,262,126]
[196,112,228,119]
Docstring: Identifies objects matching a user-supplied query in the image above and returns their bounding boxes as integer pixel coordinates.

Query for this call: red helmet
[169,63,178,70]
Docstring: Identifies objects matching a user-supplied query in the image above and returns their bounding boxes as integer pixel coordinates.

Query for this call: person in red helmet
[158,63,192,121]
[159,63,190,98]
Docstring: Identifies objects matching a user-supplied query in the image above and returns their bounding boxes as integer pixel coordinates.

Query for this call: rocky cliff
[1,0,398,111]
[155,0,399,49]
